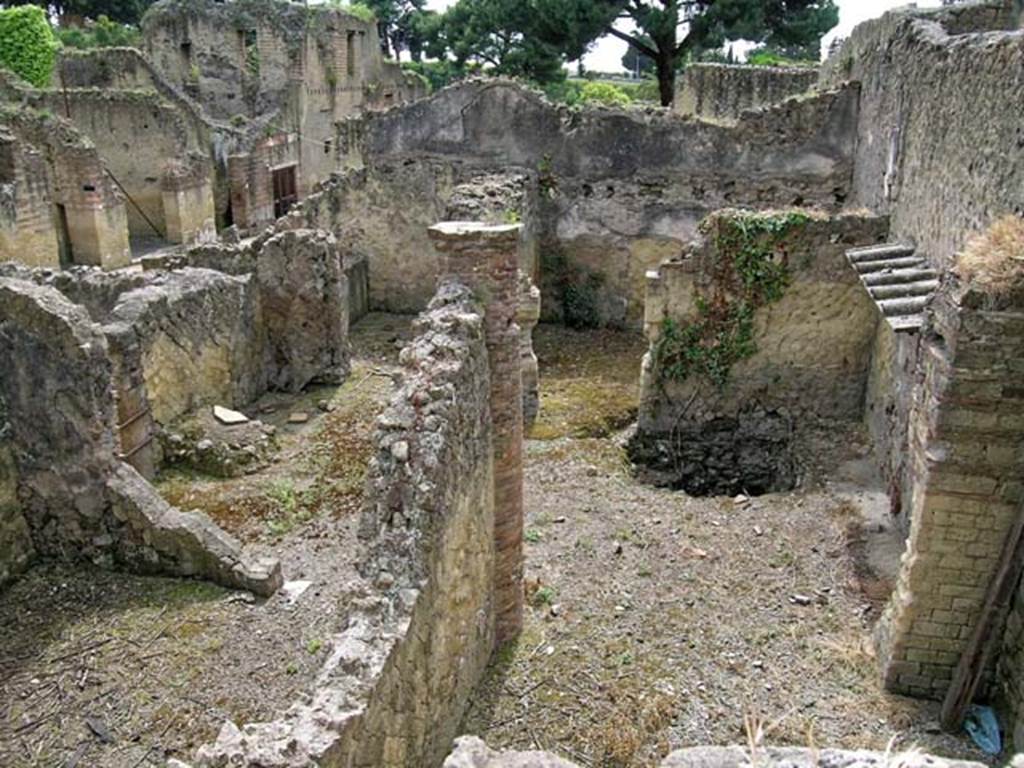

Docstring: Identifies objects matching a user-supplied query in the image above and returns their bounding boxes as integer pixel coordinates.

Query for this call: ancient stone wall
[635,210,886,450]
[1000,582,1024,750]
[0,127,61,268]
[0,277,280,594]
[32,89,210,240]
[344,78,858,327]
[819,1,1023,270]
[0,108,131,269]
[876,272,1024,699]
[278,159,460,312]
[105,268,265,426]
[190,279,499,767]
[0,440,33,589]
[674,63,818,122]
[253,228,349,392]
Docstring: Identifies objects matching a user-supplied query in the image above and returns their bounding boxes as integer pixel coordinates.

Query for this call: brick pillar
[876,276,1024,698]
[428,222,525,646]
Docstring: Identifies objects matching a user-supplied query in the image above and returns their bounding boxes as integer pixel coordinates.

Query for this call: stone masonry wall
[875,273,1024,699]
[819,1,1023,270]
[190,279,498,767]
[0,277,280,595]
[345,78,858,327]
[0,128,61,268]
[637,210,887,434]
[674,63,818,122]
[106,268,266,426]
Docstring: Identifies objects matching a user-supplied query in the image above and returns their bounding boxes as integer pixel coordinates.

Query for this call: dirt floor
[462,323,991,767]
[0,316,997,768]
[0,313,405,768]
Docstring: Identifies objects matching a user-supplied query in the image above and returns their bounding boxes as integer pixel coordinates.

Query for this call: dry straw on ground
[955,215,1024,296]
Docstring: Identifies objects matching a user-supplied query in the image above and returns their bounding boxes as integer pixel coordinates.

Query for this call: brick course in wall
[429,222,525,645]
[877,275,1024,699]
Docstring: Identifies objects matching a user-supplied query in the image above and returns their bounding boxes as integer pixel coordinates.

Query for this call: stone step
[868,279,940,300]
[846,243,918,263]
[878,295,932,317]
[888,314,928,332]
[854,255,928,273]
[862,267,938,287]
[846,242,939,334]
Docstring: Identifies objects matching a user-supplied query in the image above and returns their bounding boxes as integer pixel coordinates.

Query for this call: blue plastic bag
[963,704,1002,755]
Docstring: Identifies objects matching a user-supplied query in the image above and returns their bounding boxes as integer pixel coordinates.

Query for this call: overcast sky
[422,0,942,71]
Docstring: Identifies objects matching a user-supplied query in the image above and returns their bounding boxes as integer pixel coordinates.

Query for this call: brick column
[876,276,1024,698]
[428,222,525,646]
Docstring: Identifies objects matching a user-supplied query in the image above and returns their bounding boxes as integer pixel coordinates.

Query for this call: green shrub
[0,6,57,87]
[56,16,141,50]
[577,80,632,108]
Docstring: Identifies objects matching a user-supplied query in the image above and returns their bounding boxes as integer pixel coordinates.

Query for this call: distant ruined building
[0,0,425,270]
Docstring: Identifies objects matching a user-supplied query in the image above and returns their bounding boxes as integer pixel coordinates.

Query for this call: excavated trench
[628,408,799,497]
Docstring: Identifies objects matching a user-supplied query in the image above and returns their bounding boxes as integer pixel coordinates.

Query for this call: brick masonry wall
[0,132,61,268]
[674,63,819,122]
[429,222,525,645]
[876,276,1024,699]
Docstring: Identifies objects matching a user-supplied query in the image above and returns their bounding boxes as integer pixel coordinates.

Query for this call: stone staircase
[846,243,939,332]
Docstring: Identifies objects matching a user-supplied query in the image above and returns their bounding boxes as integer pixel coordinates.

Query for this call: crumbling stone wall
[278,159,460,312]
[191,280,499,767]
[0,277,280,594]
[819,1,1024,270]
[0,108,130,269]
[343,78,858,327]
[254,228,349,392]
[636,210,886,424]
[105,268,265,426]
[0,127,61,268]
[876,272,1024,699]
[674,63,818,122]
[0,438,32,589]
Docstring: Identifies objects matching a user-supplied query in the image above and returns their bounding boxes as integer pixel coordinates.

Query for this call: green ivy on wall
[654,210,810,388]
[0,6,57,88]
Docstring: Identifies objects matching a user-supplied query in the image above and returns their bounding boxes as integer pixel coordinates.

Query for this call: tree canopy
[0,5,57,87]
[425,0,838,106]
[4,0,152,25]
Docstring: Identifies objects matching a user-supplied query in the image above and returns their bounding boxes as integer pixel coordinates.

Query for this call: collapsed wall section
[0,277,280,594]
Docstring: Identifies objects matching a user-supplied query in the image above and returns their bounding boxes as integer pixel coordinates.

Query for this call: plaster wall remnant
[429,222,525,645]
[187,280,504,767]
[337,78,858,327]
[0,277,281,595]
[674,63,819,123]
[631,209,887,495]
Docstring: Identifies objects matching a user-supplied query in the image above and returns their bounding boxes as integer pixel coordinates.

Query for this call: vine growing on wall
[654,210,809,388]
[0,6,57,88]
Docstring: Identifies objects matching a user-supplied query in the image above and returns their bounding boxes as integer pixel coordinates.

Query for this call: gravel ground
[0,314,404,768]
[462,325,990,767]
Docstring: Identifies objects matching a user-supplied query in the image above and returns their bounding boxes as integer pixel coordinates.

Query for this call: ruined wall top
[674,63,818,122]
